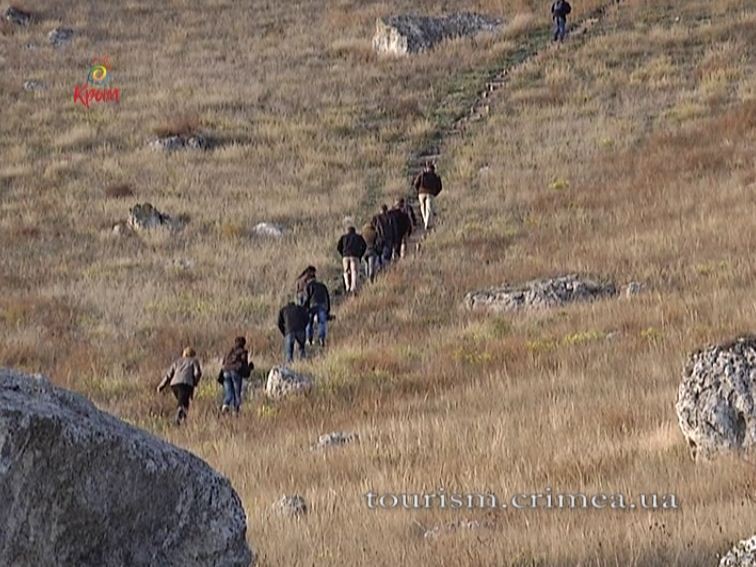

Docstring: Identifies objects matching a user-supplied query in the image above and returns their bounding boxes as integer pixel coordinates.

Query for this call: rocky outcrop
[265,367,313,400]
[373,13,502,56]
[4,6,31,26]
[0,368,254,567]
[251,222,286,238]
[464,274,617,313]
[720,536,756,567]
[149,134,208,151]
[272,495,307,517]
[127,202,184,232]
[676,337,756,461]
[48,27,74,47]
[312,431,359,450]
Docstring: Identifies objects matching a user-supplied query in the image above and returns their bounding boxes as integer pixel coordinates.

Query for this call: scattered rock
[272,495,307,517]
[251,222,286,238]
[624,281,646,297]
[265,366,313,400]
[312,431,359,450]
[373,13,503,56]
[149,134,208,152]
[0,368,255,567]
[721,536,756,567]
[111,221,129,236]
[676,336,756,461]
[127,202,183,232]
[48,27,74,47]
[464,274,617,313]
[4,6,31,26]
[23,80,45,92]
[423,518,491,540]
[169,257,196,271]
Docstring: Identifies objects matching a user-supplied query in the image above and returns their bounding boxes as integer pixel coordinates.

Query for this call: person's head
[182,346,195,358]
[347,225,356,234]
[307,265,316,274]
[394,197,405,208]
[234,336,246,348]
[381,204,388,214]
[426,162,436,172]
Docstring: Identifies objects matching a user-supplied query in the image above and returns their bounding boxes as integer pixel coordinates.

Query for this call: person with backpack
[305,275,331,347]
[220,336,251,414]
[336,225,367,294]
[413,162,443,231]
[157,347,202,425]
[278,301,309,362]
[551,0,572,42]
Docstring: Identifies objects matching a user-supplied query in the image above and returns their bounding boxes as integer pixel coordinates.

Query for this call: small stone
[48,27,74,47]
[273,495,307,517]
[4,6,31,26]
[720,535,756,567]
[423,519,489,540]
[127,203,182,232]
[149,134,208,152]
[312,432,359,450]
[251,222,286,238]
[624,281,646,297]
[23,80,45,92]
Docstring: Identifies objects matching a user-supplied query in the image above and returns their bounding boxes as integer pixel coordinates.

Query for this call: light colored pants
[342,256,360,292]
[418,193,435,230]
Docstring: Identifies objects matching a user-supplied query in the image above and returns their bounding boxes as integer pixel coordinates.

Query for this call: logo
[73,56,120,108]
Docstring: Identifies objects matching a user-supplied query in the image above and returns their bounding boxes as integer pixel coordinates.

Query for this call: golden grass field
[1,0,755,564]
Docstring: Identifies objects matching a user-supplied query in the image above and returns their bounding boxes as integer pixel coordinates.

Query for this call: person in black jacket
[389,199,413,259]
[278,302,309,363]
[305,277,331,347]
[551,0,571,41]
[413,163,443,230]
[371,205,394,267]
[336,225,367,294]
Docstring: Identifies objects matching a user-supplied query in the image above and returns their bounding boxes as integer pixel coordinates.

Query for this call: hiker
[157,347,202,425]
[295,266,317,306]
[361,221,381,283]
[220,336,251,414]
[305,275,331,347]
[551,0,572,41]
[389,198,414,259]
[336,225,367,294]
[413,162,443,231]
[372,205,394,266]
[278,301,309,362]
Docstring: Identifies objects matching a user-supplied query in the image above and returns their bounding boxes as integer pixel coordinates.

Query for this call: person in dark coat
[361,221,381,283]
[371,205,394,266]
[221,336,251,414]
[295,265,317,306]
[389,199,413,259]
[305,277,331,347]
[551,0,572,41]
[336,226,367,294]
[278,302,309,363]
[413,163,442,230]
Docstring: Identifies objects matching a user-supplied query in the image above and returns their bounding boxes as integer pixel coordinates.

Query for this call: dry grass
[1,0,756,565]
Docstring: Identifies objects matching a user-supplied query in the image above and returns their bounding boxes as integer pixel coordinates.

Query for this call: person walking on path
[278,301,309,363]
[220,336,251,414]
[305,276,331,347]
[551,0,571,42]
[336,225,367,294]
[295,266,317,306]
[389,199,414,259]
[361,221,381,283]
[371,205,394,267]
[413,162,442,231]
[157,347,202,425]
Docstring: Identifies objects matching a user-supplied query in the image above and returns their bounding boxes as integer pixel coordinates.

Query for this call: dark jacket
[414,171,443,196]
[552,0,571,17]
[278,303,309,335]
[306,280,331,312]
[372,212,393,244]
[337,232,367,259]
[400,202,417,227]
[223,346,249,376]
[388,208,412,240]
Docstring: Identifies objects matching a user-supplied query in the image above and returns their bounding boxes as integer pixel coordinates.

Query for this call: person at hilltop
[295,265,317,306]
[388,198,414,259]
[361,220,381,283]
[551,0,572,42]
[336,225,367,294]
[157,347,202,425]
[304,275,331,348]
[371,205,395,266]
[220,336,251,415]
[413,162,443,231]
[278,301,309,363]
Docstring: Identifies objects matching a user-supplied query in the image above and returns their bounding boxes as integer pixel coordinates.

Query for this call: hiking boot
[318,338,326,348]
[221,404,230,415]
[175,407,186,425]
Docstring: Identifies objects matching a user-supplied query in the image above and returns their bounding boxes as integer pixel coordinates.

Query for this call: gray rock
[0,368,254,567]
[464,274,617,313]
[272,495,307,517]
[149,134,207,152]
[127,202,182,232]
[720,536,756,567]
[676,336,756,461]
[373,13,503,56]
[4,6,31,26]
[312,431,359,450]
[111,221,129,236]
[251,222,286,238]
[624,281,646,297]
[423,518,490,540]
[23,80,45,92]
[48,27,74,47]
[265,367,313,400]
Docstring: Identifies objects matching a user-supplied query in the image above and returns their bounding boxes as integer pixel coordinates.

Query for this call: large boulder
[0,369,255,567]
[265,367,313,400]
[720,536,756,567]
[373,13,502,56]
[676,337,756,461]
[464,274,617,313]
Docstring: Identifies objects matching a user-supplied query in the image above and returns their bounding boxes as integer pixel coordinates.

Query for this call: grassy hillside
[1,0,755,565]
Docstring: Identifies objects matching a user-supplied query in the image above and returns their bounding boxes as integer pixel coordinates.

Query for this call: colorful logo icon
[74,56,119,108]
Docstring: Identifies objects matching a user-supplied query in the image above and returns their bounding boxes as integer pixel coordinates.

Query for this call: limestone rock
[312,431,359,450]
[251,222,286,238]
[423,518,491,540]
[373,13,502,56]
[721,536,756,567]
[624,281,646,297]
[272,495,307,517]
[23,80,45,92]
[0,368,254,567]
[464,274,617,313]
[676,336,756,461]
[265,367,313,400]
[127,202,183,232]
[48,27,74,47]
[149,134,208,152]
[4,7,31,26]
